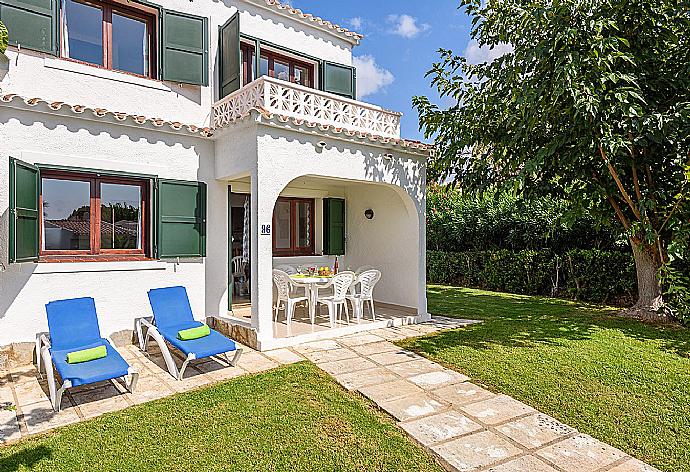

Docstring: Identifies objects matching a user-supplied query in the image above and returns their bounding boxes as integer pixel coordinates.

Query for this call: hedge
[427,249,637,305]
[427,187,624,253]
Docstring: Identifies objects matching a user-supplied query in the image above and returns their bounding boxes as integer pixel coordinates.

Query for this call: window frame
[272,197,315,257]
[39,170,149,260]
[59,0,158,79]
[241,43,315,88]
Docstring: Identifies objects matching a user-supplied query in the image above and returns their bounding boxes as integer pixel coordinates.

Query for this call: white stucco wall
[0,108,426,351]
[0,0,353,126]
[0,109,223,347]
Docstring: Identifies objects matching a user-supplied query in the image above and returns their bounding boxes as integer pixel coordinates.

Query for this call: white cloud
[349,17,363,30]
[463,40,513,64]
[387,14,430,38]
[353,55,394,99]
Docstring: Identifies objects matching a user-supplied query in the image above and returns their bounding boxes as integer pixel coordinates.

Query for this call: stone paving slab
[331,366,400,391]
[487,455,560,472]
[459,394,536,426]
[316,356,377,376]
[349,341,400,356]
[608,459,661,472]
[337,333,387,347]
[301,347,358,363]
[0,317,659,472]
[400,411,482,446]
[432,381,496,407]
[536,434,628,472]
[358,379,425,404]
[378,393,448,422]
[263,348,305,365]
[367,349,424,366]
[497,413,575,450]
[408,369,470,390]
[432,430,523,471]
[386,358,444,377]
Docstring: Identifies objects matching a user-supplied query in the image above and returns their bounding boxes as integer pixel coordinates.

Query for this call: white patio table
[290,274,333,324]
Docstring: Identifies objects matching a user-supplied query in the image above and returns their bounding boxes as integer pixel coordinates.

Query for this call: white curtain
[60,0,69,57]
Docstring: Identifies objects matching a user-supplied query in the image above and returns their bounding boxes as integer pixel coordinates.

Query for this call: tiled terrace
[0,318,658,472]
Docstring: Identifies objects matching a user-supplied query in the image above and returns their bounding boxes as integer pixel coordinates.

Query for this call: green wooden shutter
[218,12,240,99]
[322,62,356,99]
[9,158,40,263]
[161,10,208,85]
[323,198,345,255]
[0,0,57,53]
[156,180,207,258]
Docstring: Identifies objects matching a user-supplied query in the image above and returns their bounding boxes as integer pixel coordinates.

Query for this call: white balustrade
[212,76,401,138]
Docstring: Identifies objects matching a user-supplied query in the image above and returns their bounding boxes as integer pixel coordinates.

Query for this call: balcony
[212,76,402,139]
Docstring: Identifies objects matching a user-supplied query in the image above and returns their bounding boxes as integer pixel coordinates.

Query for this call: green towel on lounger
[66,345,107,364]
[177,325,211,341]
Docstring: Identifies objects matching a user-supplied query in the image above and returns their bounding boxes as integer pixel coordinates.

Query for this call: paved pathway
[0,318,658,472]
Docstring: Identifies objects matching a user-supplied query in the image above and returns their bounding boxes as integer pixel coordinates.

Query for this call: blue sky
[287,1,476,141]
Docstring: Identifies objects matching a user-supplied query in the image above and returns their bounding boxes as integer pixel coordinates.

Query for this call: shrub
[428,249,637,305]
[427,186,623,253]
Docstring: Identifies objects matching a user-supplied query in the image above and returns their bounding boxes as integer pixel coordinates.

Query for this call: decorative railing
[212,76,402,138]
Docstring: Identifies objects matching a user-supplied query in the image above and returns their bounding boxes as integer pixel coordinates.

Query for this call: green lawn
[0,363,442,472]
[399,285,690,472]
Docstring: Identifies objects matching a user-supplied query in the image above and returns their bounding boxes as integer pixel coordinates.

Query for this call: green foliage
[660,264,690,325]
[415,0,690,307]
[565,249,637,303]
[428,249,637,304]
[0,20,7,54]
[427,186,623,252]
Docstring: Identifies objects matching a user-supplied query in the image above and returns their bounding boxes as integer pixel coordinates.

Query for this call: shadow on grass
[421,286,690,358]
[0,445,51,471]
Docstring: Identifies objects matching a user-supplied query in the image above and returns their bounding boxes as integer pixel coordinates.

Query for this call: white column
[415,172,429,320]
[250,171,279,345]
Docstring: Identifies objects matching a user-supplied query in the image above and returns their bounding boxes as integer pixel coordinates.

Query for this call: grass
[399,285,690,472]
[0,362,442,472]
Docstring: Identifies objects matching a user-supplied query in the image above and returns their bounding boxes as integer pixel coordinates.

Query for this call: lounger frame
[35,333,139,412]
[135,316,242,381]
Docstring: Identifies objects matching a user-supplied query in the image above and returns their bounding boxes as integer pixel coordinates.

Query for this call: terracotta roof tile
[251,0,363,43]
[1,93,214,137]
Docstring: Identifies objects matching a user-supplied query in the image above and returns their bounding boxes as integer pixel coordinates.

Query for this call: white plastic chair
[232,256,247,296]
[275,264,297,275]
[272,269,308,327]
[316,271,355,328]
[346,269,381,321]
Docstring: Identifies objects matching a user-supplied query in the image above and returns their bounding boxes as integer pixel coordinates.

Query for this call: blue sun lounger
[36,297,139,411]
[136,286,242,380]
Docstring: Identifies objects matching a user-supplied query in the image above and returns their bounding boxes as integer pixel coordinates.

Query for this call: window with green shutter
[218,12,240,99]
[321,62,356,99]
[9,158,40,263]
[323,198,345,256]
[161,9,208,86]
[156,179,207,258]
[0,0,58,53]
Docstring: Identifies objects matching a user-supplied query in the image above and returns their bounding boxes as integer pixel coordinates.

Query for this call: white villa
[0,0,430,364]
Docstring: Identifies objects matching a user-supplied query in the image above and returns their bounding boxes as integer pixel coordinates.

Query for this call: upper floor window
[60,0,156,78]
[241,43,314,88]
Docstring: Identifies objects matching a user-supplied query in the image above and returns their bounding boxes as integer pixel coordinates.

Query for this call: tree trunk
[626,239,671,322]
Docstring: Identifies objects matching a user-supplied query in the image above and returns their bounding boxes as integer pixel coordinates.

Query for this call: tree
[414,0,690,321]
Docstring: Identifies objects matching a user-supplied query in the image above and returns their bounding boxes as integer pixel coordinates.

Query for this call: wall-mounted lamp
[364,209,374,220]
[316,141,328,149]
